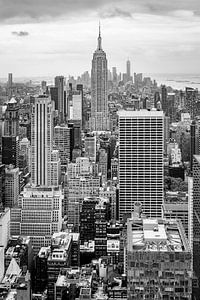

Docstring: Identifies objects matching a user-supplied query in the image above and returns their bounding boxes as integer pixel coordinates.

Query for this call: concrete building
[5,165,19,208]
[67,157,91,179]
[85,133,96,162]
[118,109,164,219]
[80,197,99,243]
[161,85,167,114]
[19,137,31,173]
[71,92,82,122]
[95,197,110,258]
[2,136,19,168]
[10,186,63,253]
[47,232,72,300]
[98,148,108,180]
[66,175,100,231]
[0,164,5,209]
[162,191,188,237]
[34,246,50,293]
[55,266,93,300]
[7,73,13,99]
[80,196,110,259]
[5,236,33,273]
[50,150,61,186]
[90,25,109,131]
[99,185,117,220]
[170,143,182,166]
[127,217,192,299]
[126,59,132,82]
[111,158,118,180]
[68,121,82,160]
[185,87,198,119]
[107,222,123,266]
[31,95,53,187]
[0,208,10,248]
[4,97,19,137]
[0,246,4,282]
[54,125,70,166]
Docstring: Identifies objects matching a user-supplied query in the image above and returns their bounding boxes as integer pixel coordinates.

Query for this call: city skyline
[0,0,200,76]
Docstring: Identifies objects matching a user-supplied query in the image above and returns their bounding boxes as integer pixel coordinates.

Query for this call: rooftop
[38,247,50,258]
[0,208,10,220]
[9,97,17,104]
[80,240,95,252]
[194,155,200,165]
[21,185,62,198]
[118,109,164,118]
[127,218,190,253]
[51,232,71,247]
[56,266,93,288]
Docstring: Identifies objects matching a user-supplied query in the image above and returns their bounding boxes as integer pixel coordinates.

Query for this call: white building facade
[118,109,164,219]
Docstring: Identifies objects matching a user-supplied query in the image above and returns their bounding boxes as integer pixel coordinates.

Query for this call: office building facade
[10,186,63,253]
[54,125,70,166]
[5,165,19,208]
[31,95,53,187]
[118,110,164,219]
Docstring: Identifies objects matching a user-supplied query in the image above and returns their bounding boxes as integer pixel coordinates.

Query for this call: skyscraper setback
[90,25,109,131]
[118,110,164,219]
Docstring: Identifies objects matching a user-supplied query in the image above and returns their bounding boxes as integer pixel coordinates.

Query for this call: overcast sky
[0,0,200,77]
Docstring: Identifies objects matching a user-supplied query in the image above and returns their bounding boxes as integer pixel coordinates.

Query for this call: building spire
[97,21,102,50]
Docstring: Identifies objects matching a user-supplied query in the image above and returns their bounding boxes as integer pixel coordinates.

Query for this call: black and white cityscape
[0,0,200,299]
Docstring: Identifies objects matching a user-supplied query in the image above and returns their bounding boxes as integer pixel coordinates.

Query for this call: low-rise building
[47,232,72,300]
[163,191,188,237]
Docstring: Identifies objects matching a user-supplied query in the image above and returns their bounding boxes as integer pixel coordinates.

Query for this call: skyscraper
[190,120,196,174]
[5,165,19,208]
[31,95,53,187]
[55,76,65,123]
[54,125,70,166]
[112,67,117,83]
[4,98,19,137]
[7,73,13,99]
[185,87,198,119]
[192,155,200,296]
[126,59,131,82]
[161,85,167,113]
[90,24,109,131]
[118,110,164,220]
[2,97,19,168]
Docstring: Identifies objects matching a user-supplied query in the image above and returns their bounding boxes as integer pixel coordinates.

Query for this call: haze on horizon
[0,0,200,78]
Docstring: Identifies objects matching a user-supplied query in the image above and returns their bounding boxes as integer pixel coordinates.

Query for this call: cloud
[12,31,29,37]
[0,0,199,24]
[100,7,132,19]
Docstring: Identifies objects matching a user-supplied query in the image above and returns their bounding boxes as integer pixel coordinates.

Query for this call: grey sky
[0,0,200,77]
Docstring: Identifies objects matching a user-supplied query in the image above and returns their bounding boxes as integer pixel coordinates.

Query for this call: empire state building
[90,25,109,131]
